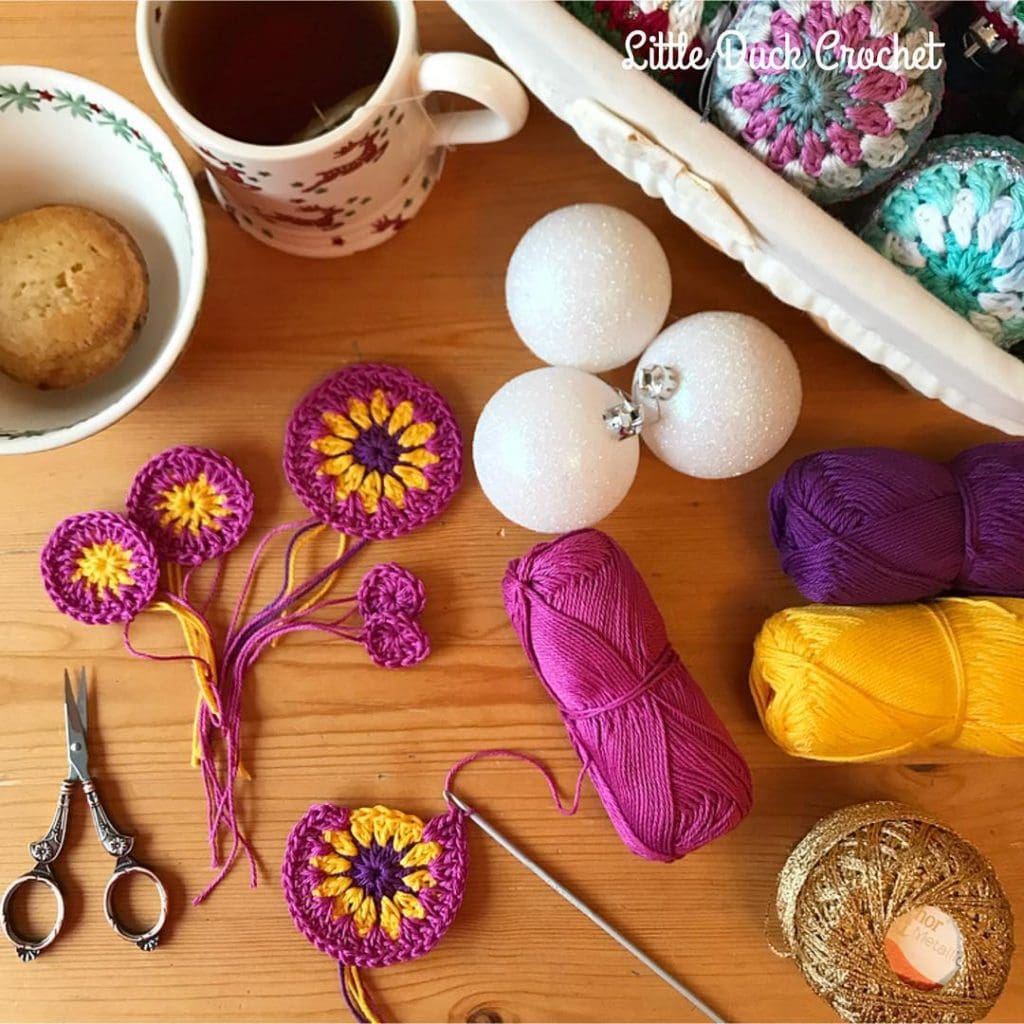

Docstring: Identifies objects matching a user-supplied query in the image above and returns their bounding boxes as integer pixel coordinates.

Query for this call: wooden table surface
[0,4,1021,1022]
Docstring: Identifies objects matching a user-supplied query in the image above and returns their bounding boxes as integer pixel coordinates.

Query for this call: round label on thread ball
[884,905,963,990]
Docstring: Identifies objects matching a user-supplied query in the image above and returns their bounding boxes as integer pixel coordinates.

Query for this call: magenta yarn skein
[503,529,752,861]
[771,443,1024,604]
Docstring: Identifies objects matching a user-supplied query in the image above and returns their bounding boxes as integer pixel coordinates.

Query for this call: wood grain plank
[0,3,1020,1022]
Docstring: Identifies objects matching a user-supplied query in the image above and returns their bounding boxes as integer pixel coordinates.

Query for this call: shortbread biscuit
[0,204,149,388]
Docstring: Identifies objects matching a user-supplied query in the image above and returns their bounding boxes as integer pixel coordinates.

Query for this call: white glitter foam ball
[473,366,639,532]
[505,204,672,372]
[634,312,802,479]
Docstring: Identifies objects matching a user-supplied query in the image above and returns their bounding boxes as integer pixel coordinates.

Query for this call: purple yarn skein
[503,528,752,862]
[770,443,1024,604]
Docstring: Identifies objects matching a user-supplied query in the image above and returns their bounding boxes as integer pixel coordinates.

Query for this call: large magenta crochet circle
[283,364,462,540]
[282,802,468,968]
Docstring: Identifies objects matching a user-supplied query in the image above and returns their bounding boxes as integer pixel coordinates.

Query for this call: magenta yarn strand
[503,529,752,862]
[444,749,588,816]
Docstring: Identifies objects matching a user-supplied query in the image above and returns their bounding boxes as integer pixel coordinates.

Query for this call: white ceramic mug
[136,0,528,257]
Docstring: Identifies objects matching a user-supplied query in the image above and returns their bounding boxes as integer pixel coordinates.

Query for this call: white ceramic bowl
[0,65,206,454]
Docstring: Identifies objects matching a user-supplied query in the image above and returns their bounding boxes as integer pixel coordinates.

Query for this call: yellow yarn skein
[750,597,1024,761]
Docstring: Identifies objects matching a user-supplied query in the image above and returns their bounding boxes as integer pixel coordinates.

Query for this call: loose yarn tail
[340,964,382,1024]
[444,748,587,816]
[197,522,370,901]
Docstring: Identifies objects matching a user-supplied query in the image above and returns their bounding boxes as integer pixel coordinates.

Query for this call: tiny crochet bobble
[750,597,1024,761]
[710,0,944,205]
[358,563,427,619]
[284,363,463,541]
[861,133,1024,351]
[504,529,752,862]
[282,802,467,968]
[126,445,255,566]
[41,511,159,625]
[770,443,1024,603]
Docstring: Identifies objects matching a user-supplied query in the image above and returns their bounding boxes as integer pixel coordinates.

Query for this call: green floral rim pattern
[0,80,184,211]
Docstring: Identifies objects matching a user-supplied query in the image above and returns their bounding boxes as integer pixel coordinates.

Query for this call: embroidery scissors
[0,668,168,961]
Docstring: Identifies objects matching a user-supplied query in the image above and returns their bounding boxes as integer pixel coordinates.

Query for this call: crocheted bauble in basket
[860,133,1024,354]
[710,0,945,205]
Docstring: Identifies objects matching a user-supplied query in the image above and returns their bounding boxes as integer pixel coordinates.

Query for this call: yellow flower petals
[400,840,441,868]
[379,896,402,940]
[311,436,353,456]
[394,891,426,920]
[312,874,351,898]
[401,869,437,892]
[347,398,372,430]
[333,884,365,920]
[335,463,366,501]
[320,454,354,477]
[383,474,406,509]
[323,829,359,857]
[399,421,436,448]
[309,853,351,876]
[387,401,414,435]
[71,541,137,599]
[398,447,439,468]
[370,389,391,426]
[348,815,373,848]
[394,465,429,491]
[359,470,382,514]
[322,412,359,440]
[353,895,378,937]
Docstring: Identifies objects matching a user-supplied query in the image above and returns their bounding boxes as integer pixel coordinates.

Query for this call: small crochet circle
[284,364,463,540]
[357,563,427,619]
[126,446,255,566]
[710,0,944,204]
[41,511,159,625]
[281,802,467,968]
[362,613,430,668]
[861,133,1024,352]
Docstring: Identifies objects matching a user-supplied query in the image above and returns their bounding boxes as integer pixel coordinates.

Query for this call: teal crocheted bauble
[861,134,1024,354]
[709,0,945,206]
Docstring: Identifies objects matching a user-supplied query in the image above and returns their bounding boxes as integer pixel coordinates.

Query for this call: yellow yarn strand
[270,527,348,648]
[342,965,380,1024]
[147,595,222,768]
[750,596,1024,761]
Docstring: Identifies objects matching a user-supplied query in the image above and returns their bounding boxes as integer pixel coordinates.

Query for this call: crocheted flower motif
[41,511,159,625]
[282,802,468,967]
[861,134,1024,350]
[710,0,944,204]
[358,563,426,619]
[284,364,462,540]
[127,446,255,566]
[362,613,430,668]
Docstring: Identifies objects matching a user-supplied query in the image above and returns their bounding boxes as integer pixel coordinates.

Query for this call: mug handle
[415,52,529,146]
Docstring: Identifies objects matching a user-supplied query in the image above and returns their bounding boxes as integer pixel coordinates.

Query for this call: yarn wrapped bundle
[861,134,1024,352]
[770,443,1024,603]
[750,596,1024,761]
[503,528,752,861]
[774,801,1013,1022]
[710,0,944,204]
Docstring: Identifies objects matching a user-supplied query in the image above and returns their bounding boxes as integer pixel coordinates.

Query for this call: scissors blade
[64,667,89,782]
[77,666,88,732]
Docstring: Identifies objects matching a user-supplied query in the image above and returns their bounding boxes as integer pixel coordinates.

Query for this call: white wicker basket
[449,0,1024,435]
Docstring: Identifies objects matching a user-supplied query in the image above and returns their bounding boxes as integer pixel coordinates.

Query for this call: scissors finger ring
[0,870,66,961]
[103,861,169,951]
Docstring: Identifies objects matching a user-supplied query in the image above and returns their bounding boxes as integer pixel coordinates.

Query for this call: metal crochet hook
[443,789,726,1024]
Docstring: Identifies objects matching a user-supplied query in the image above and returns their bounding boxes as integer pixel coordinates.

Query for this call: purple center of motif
[352,425,401,476]
[349,840,408,901]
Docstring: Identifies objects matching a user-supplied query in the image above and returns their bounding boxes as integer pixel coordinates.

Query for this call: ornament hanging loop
[636,364,679,402]
[603,391,644,440]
